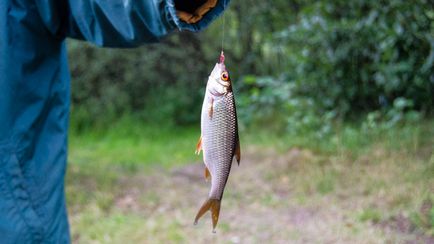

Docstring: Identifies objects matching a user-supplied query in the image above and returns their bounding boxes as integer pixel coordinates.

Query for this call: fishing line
[221,10,226,52]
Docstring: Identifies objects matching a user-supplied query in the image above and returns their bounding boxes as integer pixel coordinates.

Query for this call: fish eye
[221,71,229,81]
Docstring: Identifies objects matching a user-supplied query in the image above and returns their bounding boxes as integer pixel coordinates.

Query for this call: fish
[194,51,240,233]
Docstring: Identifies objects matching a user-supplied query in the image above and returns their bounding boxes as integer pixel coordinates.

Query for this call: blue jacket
[0,0,228,243]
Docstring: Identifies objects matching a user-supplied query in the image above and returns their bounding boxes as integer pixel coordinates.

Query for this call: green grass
[248,119,433,157]
[69,117,201,169]
[358,208,383,223]
[70,115,433,170]
[67,118,434,242]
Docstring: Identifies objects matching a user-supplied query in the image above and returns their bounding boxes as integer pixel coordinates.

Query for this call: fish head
[206,60,231,97]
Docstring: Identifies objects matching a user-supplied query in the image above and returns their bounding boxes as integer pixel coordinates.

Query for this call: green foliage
[237,75,334,138]
[68,0,433,132]
[68,32,209,130]
[234,0,433,135]
[279,0,433,117]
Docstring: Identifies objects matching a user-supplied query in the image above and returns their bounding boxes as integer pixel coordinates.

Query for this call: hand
[176,0,218,24]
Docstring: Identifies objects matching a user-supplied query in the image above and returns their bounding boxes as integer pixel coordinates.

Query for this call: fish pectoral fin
[194,199,221,233]
[234,138,241,165]
[204,167,211,181]
[208,98,214,118]
[195,136,202,155]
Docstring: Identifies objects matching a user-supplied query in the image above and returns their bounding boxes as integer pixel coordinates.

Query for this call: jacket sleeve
[35,0,229,47]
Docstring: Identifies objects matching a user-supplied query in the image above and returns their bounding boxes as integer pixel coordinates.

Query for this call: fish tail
[194,198,221,233]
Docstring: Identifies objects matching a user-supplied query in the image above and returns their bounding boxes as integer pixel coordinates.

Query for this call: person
[0,0,230,243]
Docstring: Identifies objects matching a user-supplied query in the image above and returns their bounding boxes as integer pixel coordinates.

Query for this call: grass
[69,117,200,169]
[358,208,383,223]
[67,118,434,243]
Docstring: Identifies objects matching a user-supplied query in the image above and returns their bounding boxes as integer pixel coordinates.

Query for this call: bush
[278,0,433,118]
[236,75,334,138]
[68,32,209,131]
[68,0,433,132]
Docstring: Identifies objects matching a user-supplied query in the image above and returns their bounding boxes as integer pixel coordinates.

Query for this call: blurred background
[66,1,434,243]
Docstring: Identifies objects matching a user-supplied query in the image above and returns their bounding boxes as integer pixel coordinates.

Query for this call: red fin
[194,199,221,233]
[204,167,211,181]
[195,136,202,155]
[235,139,241,165]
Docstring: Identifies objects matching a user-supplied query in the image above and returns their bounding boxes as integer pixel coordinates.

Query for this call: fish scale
[202,92,237,199]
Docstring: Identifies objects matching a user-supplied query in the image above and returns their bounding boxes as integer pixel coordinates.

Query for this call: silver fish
[194,52,240,232]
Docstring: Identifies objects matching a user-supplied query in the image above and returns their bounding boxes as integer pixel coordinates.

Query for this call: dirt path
[105,147,433,243]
